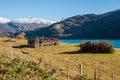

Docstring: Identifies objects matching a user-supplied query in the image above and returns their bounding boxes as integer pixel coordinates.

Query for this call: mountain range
[0,17,54,35]
[0,9,120,39]
[25,9,120,39]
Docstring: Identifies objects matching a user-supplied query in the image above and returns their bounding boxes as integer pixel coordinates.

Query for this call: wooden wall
[28,38,59,48]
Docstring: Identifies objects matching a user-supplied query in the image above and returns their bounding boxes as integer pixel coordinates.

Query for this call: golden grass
[0,38,120,80]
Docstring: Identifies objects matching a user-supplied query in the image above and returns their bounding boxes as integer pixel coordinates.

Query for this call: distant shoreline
[60,39,120,48]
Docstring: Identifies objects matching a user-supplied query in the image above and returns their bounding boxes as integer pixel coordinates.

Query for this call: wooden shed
[28,37,59,48]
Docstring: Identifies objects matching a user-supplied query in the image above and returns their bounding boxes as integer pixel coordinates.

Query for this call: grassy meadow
[0,38,120,80]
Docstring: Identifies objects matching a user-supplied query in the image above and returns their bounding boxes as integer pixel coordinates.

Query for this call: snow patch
[0,17,10,23]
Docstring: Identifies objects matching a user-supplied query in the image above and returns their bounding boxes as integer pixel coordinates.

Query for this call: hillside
[0,23,16,35]
[26,10,120,39]
[0,17,54,35]
[0,38,120,80]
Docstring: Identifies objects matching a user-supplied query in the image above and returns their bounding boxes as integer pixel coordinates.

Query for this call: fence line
[0,47,117,80]
[36,56,117,80]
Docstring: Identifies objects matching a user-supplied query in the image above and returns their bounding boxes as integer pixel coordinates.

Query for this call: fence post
[58,62,60,80]
[79,64,83,76]
[38,57,42,66]
[112,72,115,80]
[11,48,14,59]
[66,58,69,80]
[49,60,52,75]
[2,47,4,55]
[94,69,97,80]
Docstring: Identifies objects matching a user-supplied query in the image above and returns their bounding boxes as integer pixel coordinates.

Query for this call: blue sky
[0,0,120,20]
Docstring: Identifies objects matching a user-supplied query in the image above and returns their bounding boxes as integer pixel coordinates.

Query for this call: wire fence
[0,47,120,80]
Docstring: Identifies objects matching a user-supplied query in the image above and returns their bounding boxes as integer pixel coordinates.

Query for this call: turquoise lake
[60,39,120,48]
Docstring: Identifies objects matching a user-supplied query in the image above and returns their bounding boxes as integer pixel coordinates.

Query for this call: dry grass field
[0,38,120,80]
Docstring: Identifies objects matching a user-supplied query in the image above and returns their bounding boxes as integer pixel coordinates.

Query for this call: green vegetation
[0,55,54,80]
[80,41,114,53]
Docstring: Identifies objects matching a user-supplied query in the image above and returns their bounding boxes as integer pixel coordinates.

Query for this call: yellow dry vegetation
[0,38,120,80]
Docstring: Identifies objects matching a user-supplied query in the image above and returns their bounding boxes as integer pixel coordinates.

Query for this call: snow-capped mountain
[8,17,55,31]
[11,17,54,24]
[0,17,10,23]
[0,17,54,24]
[0,17,56,35]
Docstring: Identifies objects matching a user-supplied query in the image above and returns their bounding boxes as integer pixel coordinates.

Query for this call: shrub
[74,75,90,80]
[0,56,53,80]
[16,34,26,40]
[80,41,114,53]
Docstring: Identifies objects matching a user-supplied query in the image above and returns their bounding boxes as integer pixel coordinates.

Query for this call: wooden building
[28,37,59,48]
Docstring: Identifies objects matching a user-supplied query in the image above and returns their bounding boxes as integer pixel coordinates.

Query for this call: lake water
[60,39,120,48]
